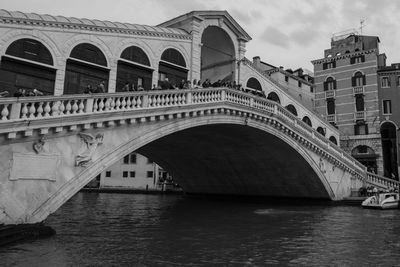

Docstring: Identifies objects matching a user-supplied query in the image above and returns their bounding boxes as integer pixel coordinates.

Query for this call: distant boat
[361,192,399,209]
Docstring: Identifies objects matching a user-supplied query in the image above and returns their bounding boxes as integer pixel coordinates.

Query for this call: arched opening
[317,127,325,136]
[116,46,153,91]
[285,104,298,116]
[267,92,280,103]
[201,26,235,84]
[329,136,338,145]
[158,48,187,88]
[352,145,377,174]
[302,116,312,127]
[64,43,109,94]
[381,122,398,179]
[246,77,262,92]
[0,38,56,96]
[324,77,336,91]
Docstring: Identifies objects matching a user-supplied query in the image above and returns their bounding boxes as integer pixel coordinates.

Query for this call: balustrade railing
[366,172,399,189]
[353,86,364,95]
[354,111,366,120]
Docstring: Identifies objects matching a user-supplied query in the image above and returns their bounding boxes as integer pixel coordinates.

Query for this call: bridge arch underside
[137,124,331,199]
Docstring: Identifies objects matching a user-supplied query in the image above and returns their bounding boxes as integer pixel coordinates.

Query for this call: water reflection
[2,193,400,266]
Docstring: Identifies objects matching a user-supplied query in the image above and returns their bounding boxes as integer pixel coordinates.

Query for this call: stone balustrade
[0,87,398,189]
[366,172,399,189]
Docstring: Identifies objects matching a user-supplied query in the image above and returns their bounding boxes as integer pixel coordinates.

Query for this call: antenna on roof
[360,19,366,35]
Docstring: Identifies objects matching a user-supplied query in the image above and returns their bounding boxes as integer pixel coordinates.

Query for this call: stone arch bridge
[0,88,397,225]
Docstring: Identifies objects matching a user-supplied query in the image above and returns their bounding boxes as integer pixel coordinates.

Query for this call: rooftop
[0,9,190,38]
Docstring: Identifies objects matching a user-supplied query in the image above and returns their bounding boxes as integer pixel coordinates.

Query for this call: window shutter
[333,80,337,89]
[388,77,391,87]
[350,57,355,64]
[363,75,366,85]
[333,61,336,68]
[323,63,327,70]
[361,55,365,62]
[324,82,328,91]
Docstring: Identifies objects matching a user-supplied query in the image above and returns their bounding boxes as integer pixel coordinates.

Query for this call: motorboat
[361,192,399,209]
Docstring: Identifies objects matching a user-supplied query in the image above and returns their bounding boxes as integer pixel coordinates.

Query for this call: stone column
[190,17,203,84]
[108,59,118,93]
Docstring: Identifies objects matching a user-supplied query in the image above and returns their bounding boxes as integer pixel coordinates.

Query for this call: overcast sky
[2,0,400,71]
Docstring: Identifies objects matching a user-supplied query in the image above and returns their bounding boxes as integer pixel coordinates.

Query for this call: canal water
[2,192,400,266]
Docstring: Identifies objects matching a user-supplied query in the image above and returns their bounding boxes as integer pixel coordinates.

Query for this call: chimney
[253,56,261,69]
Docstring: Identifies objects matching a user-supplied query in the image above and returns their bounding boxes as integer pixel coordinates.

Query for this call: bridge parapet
[0,88,397,191]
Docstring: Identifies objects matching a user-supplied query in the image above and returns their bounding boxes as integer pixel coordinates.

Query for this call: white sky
[2,0,400,71]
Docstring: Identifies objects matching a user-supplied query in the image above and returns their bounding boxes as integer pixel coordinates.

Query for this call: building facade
[377,63,400,179]
[87,152,175,191]
[312,33,386,174]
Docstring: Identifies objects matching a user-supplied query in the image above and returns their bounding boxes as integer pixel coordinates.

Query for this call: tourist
[14,88,26,97]
[84,85,93,94]
[122,82,130,92]
[97,81,106,93]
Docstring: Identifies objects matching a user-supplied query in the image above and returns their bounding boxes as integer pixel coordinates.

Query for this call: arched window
[0,38,56,96]
[246,77,262,91]
[286,104,298,116]
[352,71,365,87]
[317,127,325,136]
[161,48,186,67]
[329,136,338,145]
[70,43,107,66]
[6,38,53,65]
[117,46,153,91]
[121,46,150,66]
[302,116,312,127]
[267,92,280,103]
[159,48,187,87]
[324,77,336,91]
[64,43,109,94]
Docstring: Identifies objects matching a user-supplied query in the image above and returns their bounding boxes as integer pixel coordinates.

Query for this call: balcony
[353,86,364,95]
[327,114,336,123]
[354,111,366,120]
[325,90,335,98]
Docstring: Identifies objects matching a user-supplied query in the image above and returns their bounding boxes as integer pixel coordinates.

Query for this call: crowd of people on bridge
[0,77,267,99]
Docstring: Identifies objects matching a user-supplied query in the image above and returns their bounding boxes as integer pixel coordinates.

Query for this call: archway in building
[351,145,378,174]
[116,46,153,91]
[0,38,56,96]
[64,43,109,94]
[302,116,312,127]
[267,92,280,103]
[381,122,398,179]
[316,127,325,136]
[158,48,187,88]
[329,136,338,145]
[201,26,235,84]
[246,77,262,92]
[285,104,298,116]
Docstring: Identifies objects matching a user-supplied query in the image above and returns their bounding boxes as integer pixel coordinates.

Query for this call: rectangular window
[123,155,129,164]
[323,61,335,70]
[298,81,302,88]
[147,171,153,178]
[130,171,135,178]
[355,124,368,135]
[147,158,154,164]
[105,171,111,177]
[381,77,390,88]
[130,153,137,164]
[355,95,364,112]
[158,72,166,81]
[383,100,392,114]
[351,55,365,64]
[123,171,128,178]
[285,76,289,82]
[327,99,335,115]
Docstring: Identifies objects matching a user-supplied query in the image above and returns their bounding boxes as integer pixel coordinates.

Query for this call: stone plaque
[9,153,59,181]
